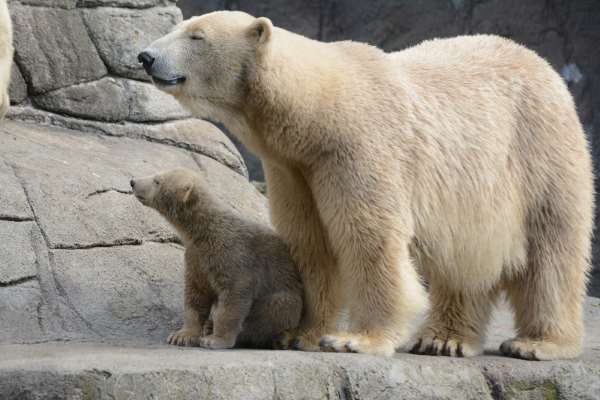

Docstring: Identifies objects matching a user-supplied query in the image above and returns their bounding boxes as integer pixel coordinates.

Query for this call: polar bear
[139,12,594,360]
[0,0,13,120]
[131,168,303,349]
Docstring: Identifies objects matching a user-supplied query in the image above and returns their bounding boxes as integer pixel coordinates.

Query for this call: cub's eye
[190,33,204,41]
[153,178,160,185]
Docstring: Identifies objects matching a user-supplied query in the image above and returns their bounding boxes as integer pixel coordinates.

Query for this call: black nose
[137,51,155,70]
[130,179,135,189]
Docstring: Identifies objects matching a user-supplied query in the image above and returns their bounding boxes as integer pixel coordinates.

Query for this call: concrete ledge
[0,342,599,400]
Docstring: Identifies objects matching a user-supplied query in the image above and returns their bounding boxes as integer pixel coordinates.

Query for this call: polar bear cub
[131,168,303,349]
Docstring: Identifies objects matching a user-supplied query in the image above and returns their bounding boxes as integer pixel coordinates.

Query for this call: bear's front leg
[312,165,428,356]
[168,253,214,347]
[265,162,342,351]
[198,288,253,349]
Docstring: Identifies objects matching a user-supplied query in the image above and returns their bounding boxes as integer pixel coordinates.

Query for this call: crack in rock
[86,188,133,198]
[0,275,37,287]
[0,215,34,222]
[51,238,143,250]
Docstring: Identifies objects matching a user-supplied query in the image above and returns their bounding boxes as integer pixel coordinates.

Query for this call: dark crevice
[481,369,503,400]
[0,215,34,222]
[51,238,143,250]
[0,275,37,288]
[86,188,133,198]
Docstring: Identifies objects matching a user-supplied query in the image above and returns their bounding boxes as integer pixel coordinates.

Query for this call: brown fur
[141,13,594,359]
[0,0,13,120]
[131,168,303,349]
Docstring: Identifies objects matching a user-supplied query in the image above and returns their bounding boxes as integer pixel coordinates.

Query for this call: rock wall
[179,0,600,296]
[1,0,267,344]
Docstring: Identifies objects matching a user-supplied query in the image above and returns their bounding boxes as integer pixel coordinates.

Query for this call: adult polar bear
[0,0,13,119]
[139,11,593,359]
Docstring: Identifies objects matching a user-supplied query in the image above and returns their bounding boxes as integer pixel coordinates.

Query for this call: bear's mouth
[152,75,186,87]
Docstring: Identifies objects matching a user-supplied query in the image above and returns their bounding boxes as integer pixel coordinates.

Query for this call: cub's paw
[410,334,481,357]
[500,338,581,361]
[320,334,396,356]
[273,329,321,352]
[167,329,202,347]
[198,335,236,350]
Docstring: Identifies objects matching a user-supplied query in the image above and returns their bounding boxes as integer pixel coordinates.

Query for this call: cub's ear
[247,17,272,46]
[180,185,196,204]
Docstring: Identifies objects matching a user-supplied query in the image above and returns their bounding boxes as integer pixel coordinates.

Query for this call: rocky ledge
[1,296,599,400]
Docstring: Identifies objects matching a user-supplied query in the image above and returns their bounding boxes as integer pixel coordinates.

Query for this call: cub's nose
[137,51,155,71]
[130,179,136,189]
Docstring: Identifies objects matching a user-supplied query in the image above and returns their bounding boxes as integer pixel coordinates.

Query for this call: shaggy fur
[0,0,13,120]
[131,168,302,349]
[141,12,594,359]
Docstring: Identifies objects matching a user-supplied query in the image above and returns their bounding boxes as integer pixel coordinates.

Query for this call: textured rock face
[179,0,600,296]
[7,0,189,125]
[0,119,265,344]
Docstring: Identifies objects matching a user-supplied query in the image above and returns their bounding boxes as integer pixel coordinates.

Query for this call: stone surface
[10,4,107,94]
[32,77,190,123]
[0,222,37,284]
[0,160,32,221]
[0,119,266,344]
[77,0,176,8]
[82,7,181,81]
[8,63,27,105]
[6,107,247,177]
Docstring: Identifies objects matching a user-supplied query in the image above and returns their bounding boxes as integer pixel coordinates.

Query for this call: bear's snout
[138,51,155,73]
[130,179,136,189]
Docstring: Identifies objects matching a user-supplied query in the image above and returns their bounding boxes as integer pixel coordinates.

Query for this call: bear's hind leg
[410,284,498,357]
[501,240,588,360]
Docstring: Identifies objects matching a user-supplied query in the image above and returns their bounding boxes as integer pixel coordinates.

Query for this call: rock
[32,78,190,122]
[10,4,107,94]
[33,78,129,122]
[0,281,44,343]
[0,221,37,284]
[50,243,184,342]
[17,0,78,8]
[0,160,32,220]
[8,63,27,105]
[82,7,181,81]
[0,119,266,343]
[77,0,177,8]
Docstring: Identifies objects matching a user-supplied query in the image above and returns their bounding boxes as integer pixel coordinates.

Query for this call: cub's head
[130,168,201,218]
[137,11,272,118]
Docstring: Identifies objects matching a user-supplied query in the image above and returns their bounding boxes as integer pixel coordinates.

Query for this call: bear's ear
[247,17,272,46]
[181,185,196,204]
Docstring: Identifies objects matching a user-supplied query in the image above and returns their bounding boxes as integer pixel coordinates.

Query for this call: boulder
[82,7,182,81]
[10,4,107,94]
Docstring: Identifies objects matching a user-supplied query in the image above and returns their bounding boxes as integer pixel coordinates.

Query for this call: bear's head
[130,168,202,220]
[137,11,272,121]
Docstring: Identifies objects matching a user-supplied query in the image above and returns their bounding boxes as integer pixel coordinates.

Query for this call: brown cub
[131,168,303,349]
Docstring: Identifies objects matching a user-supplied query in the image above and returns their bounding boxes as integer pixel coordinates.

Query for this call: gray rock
[78,0,176,8]
[32,78,190,122]
[0,160,32,220]
[6,107,247,177]
[33,78,129,122]
[0,339,599,400]
[0,222,37,284]
[10,4,107,94]
[82,7,181,81]
[17,0,78,8]
[8,63,27,105]
[0,281,44,343]
[50,243,184,342]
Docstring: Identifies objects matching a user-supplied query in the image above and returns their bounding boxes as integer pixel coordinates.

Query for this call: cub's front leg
[168,250,214,346]
[198,287,253,349]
